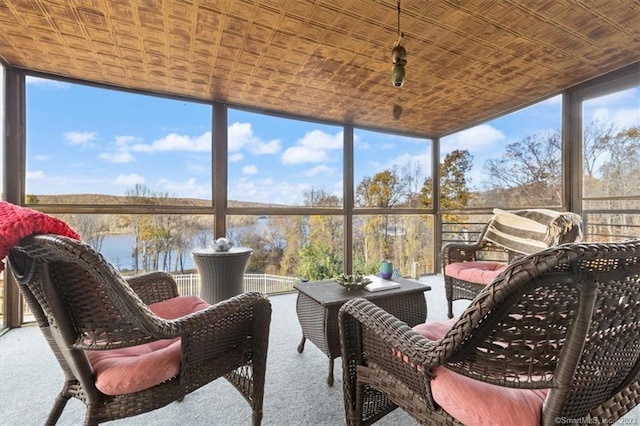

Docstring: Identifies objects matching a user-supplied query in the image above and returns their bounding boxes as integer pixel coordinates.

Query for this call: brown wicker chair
[442,209,583,319]
[340,240,640,425]
[7,234,272,426]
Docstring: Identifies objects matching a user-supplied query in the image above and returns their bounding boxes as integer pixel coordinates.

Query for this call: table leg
[327,359,334,386]
[297,335,306,353]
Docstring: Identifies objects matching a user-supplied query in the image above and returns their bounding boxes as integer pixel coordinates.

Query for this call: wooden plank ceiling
[0,0,639,137]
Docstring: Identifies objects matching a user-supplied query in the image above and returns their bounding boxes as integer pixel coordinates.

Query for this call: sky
[18,76,640,205]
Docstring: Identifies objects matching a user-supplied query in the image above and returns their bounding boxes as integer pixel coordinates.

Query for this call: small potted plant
[334,273,372,291]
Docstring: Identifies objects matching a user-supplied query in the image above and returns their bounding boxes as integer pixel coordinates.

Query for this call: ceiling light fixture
[391,0,407,87]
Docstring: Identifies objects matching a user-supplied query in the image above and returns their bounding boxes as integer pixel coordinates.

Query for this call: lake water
[98,233,216,272]
[97,219,269,272]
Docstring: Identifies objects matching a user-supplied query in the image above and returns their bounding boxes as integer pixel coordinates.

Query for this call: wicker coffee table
[294,277,430,386]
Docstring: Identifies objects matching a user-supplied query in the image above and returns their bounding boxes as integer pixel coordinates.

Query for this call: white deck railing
[20,273,298,322]
[173,273,298,297]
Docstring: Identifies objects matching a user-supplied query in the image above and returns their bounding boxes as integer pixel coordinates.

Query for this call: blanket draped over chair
[484,208,583,255]
[0,201,80,271]
[442,208,584,319]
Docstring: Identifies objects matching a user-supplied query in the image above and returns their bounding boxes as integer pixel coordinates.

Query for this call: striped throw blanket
[484,208,583,255]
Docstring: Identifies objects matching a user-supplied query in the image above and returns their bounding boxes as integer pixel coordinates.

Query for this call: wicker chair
[7,234,272,426]
[442,209,583,318]
[339,240,640,425]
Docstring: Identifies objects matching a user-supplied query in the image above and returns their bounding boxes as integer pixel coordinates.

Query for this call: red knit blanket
[0,201,80,271]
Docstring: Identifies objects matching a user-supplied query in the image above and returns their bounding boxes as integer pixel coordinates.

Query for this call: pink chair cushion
[444,261,507,285]
[412,318,458,341]
[412,320,548,426]
[87,295,210,395]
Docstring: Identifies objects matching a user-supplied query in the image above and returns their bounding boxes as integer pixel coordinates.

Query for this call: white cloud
[228,122,255,152]
[99,151,135,163]
[281,145,326,164]
[97,135,141,163]
[442,124,505,151]
[228,176,310,205]
[229,153,244,162]
[590,107,640,129]
[131,131,211,152]
[536,94,562,106]
[26,170,44,180]
[281,130,343,165]
[156,177,210,198]
[228,121,281,154]
[363,152,431,184]
[354,132,426,152]
[26,76,70,89]
[586,88,637,107]
[229,176,273,200]
[303,164,334,177]
[614,107,640,127]
[33,154,51,161]
[332,180,343,198]
[393,152,430,170]
[115,173,145,186]
[250,139,281,154]
[242,165,258,175]
[592,108,610,122]
[185,161,210,175]
[115,135,139,147]
[354,133,370,150]
[64,131,98,147]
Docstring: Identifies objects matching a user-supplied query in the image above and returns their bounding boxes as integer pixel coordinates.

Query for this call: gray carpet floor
[1,275,638,425]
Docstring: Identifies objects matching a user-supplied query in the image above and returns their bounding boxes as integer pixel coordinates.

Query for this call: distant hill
[30,194,285,209]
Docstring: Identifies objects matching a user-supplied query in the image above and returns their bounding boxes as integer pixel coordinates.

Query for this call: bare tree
[400,160,427,208]
[71,214,109,251]
[302,187,341,207]
[600,126,640,189]
[583,118,617,177]
[485,131,562,206]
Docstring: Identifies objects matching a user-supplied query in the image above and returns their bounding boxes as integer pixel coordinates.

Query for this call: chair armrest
[126,271,179,304]
[169,291,269,331]
[174,291,271,378]
[441,220,517,267]
[340,297,551,391]
[339,298,446,413]
[340,298,443,367]
[134,292,271,370]
[442,239,489,265]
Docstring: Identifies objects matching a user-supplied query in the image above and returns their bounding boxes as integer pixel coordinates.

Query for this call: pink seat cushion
[412,320,548,426]
[412,318,458,341]
[444,261,507,285]
[87,295,210,395]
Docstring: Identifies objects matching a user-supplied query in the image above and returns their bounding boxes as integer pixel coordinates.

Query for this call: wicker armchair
[442,209,583,318]
[340,240,640,425]
[7,234,271,426]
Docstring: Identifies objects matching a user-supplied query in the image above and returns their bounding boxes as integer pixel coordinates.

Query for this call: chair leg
[45,387,72,425]
[82,407,99,426]
[445,282,454,319]
[252,409,263,426]
[327,358,334,386]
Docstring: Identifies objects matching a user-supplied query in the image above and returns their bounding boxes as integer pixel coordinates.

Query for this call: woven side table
[294,278,430,386]
[192,247,253,304]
